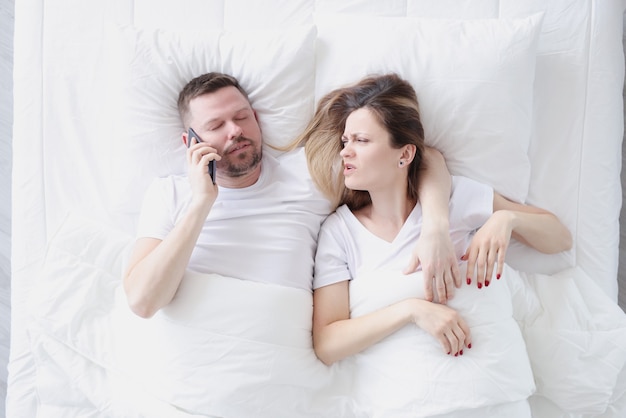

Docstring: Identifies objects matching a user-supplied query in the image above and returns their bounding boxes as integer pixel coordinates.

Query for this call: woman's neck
[354,188,416,242]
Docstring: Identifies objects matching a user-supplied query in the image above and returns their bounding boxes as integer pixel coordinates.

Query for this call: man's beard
[218,136,263,177]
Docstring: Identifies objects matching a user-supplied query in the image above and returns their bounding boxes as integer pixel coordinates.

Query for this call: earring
[399,161,404,167]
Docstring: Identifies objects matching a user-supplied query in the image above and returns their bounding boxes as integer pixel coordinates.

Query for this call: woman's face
[340,108,404,192]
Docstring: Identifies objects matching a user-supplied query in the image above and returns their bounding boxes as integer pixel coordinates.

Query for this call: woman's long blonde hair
[288,73,426,210]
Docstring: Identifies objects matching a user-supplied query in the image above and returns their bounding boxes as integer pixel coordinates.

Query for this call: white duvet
[348,267,535,417]
[27,214,626,417]
[111,272,351,418]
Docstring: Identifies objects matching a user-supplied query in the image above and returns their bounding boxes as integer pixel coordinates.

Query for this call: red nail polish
[455,352,459,357]
[466,277,471,285]
[460,350,463,355]
[467,343,472,349]
[485,280,490,287]
[447,351,451,355]
[497,274,501,280]
[477,283,482,289]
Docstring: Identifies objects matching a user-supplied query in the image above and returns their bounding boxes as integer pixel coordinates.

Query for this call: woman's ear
[401,144,417,164]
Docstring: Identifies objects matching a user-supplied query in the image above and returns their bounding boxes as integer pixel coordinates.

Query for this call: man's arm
[463,192,573,287]
[123,198,212,318]
[123,139,220,318]
[404,146,460,304]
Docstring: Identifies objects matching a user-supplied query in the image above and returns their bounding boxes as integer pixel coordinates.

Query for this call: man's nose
[228,121,243,139]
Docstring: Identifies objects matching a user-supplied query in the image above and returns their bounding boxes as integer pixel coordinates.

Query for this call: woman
[297,74,572,417]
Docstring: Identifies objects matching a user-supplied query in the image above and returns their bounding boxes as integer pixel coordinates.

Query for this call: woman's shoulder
[320,205,352,230]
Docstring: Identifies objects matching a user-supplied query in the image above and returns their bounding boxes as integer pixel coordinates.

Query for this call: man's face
[187,86,263,178]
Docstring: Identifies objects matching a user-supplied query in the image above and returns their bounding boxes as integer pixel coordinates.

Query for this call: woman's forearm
[313,299,414,366]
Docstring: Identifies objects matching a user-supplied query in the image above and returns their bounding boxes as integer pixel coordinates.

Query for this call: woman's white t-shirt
[314,176,493,290]
[313,176,535,416]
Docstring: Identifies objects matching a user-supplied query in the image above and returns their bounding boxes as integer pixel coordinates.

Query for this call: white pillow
[314,13,544,203]
[99,24,317,217]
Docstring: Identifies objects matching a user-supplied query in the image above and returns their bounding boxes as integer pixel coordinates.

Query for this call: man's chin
[222,154,262,177]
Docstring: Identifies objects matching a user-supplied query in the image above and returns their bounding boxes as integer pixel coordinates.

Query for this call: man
[123,72,459,318]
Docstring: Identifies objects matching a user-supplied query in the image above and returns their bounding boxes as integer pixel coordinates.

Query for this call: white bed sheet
[8,0,626,417]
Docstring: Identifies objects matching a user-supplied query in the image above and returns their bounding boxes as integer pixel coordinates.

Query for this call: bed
[7,0,626,417]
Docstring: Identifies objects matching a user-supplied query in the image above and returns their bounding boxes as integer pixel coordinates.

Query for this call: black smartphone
[187,127,216,184]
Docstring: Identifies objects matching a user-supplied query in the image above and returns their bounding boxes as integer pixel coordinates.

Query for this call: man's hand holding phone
[186,127,220,206]
[187,127,216,184]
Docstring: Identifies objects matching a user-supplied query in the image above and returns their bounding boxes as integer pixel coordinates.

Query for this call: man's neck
[216,163,263,189]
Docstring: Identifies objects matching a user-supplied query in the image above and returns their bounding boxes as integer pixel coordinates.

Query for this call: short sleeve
[313,212,352,289]
[135,177,177,240]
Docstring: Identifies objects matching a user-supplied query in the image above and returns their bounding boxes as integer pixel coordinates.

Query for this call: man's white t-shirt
[313,176,494,289]
[137,147,332,291]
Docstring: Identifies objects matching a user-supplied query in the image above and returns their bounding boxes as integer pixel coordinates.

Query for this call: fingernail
[460,255,467,261]
[447,351,451,355]
[496,274,501,280]
[454,352,459,357]
[466,277,471,285]
[477,283,483,289]
[460,350,463,355]
[467,343,472,349]
[485,280,490,287]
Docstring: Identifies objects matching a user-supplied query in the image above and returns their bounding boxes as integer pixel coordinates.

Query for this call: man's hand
[404,224,461,304]
[187,141,221,205]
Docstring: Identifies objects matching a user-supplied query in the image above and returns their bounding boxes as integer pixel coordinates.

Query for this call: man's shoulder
[265,147,332,212]
[271,147,309,180]
[144,174,189,198]
[149,174,187,187]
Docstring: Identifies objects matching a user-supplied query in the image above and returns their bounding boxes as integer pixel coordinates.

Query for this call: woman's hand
[404,223,461,305]
[409,299,471,356]
[461,210,512,288]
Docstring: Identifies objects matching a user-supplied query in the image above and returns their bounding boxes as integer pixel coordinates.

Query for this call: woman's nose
[340,142,352,157]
